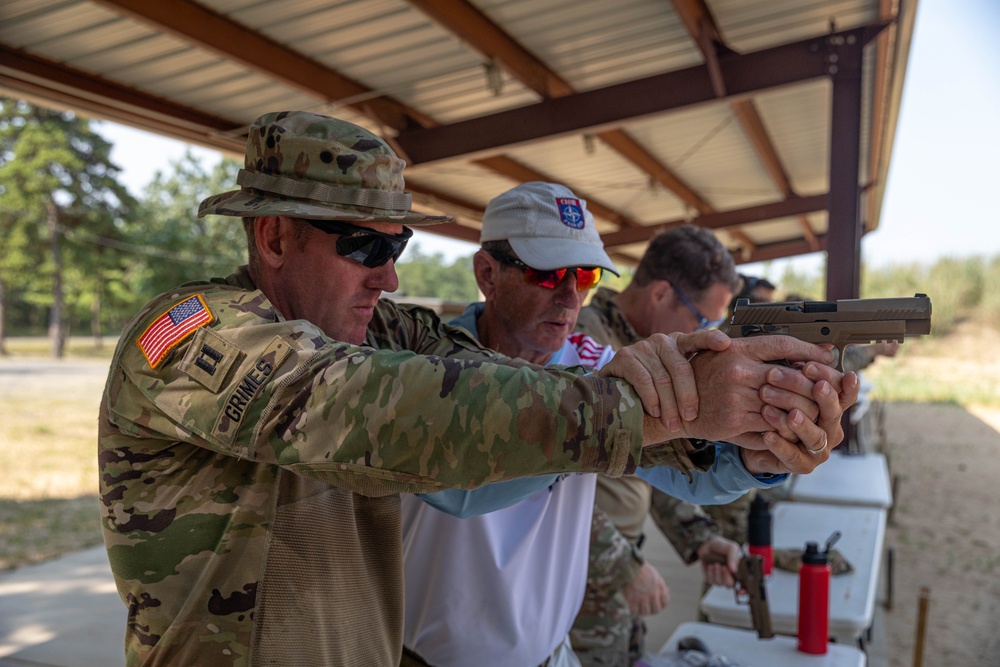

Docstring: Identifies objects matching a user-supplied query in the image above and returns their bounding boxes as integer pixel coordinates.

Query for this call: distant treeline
[775,254,1000,336]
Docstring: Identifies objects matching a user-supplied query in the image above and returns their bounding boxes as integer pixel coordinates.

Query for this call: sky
[94,0,1000,280]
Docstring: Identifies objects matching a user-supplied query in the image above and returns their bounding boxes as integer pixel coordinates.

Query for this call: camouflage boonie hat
[198,110,450,225]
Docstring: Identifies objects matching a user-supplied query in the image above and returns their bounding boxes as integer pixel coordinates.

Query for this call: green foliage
[770,254,1000,338]
[869,363,1000,408]
[0,99,247,338]
[129,152,243,301]
[861,261,925,299]
[599,265,634,294]
[927,257,984,328]
[395,244,480,302]
[0,98,138,345]
[779,261,824,301]
[983,255,1000,323]
[864,256,1000,335]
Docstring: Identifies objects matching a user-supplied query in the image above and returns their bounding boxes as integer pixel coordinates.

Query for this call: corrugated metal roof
[0,0,917,289]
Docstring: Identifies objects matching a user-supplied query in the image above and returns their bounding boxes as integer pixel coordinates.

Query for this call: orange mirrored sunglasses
[488,252,603,291]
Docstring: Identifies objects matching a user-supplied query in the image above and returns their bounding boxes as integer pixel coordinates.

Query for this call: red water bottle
[797,531,841,654]
[747,494,773,575]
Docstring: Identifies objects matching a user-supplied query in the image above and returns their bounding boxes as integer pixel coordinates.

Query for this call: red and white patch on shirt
[566,332,608,367]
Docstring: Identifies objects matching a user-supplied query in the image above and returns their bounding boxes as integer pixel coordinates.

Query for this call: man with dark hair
[572,225,748,666]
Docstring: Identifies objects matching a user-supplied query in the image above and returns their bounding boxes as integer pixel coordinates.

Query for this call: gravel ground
[880,403,1000,667]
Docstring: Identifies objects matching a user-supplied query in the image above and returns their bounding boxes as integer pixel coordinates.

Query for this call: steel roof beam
[407,0,694,224]
[405,0,574,98]
[52,0,606,234]
[471,155,640,229]
[593,131,714,215]
[670,0,734,98]
[0,44,245,152]
[672,0,785,253]
[826,41,865,301]
[91,0,433,132]
[393,24,884,165]
[600,193,827,250]
[737,235,827,265]
[728,99,820,251]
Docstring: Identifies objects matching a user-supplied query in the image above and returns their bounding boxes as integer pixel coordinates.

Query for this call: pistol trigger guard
[833,345,845,371]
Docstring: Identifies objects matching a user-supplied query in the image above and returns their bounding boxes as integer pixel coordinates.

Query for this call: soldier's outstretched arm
[104,290,662,499]
[598,330,731,432]
[636,444,788,502]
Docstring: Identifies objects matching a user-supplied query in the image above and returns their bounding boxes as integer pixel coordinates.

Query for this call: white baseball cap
[480,182,620,275]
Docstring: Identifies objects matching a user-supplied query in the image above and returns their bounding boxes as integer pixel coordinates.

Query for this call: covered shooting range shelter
[0,0,918,300]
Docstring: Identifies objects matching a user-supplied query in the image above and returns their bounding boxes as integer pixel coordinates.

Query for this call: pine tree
[0,99,136,356]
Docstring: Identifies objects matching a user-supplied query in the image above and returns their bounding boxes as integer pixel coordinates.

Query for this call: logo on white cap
[556,198,585,230]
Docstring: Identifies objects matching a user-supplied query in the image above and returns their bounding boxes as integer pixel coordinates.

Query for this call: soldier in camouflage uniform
[572,226,750,666]
[99,111,856,667]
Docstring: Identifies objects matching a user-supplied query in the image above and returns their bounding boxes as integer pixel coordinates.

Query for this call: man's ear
[649,279,673,305]
[473,250,499,301]
[255,216,288,269]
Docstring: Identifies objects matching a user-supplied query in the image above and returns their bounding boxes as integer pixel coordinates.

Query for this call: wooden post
[883,547,894,611]
[913,586,931,667]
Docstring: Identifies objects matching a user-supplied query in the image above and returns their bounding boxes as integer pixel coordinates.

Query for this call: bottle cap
[747,494,772,546]
[802,541,827,565]
[749,494,770,516]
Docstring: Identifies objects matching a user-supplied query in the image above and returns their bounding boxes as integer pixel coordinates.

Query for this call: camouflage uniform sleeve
[648,488,721,564]
[365,300,503,361]
[587,505,644,594]
[106,290,648,497]
[639,439,717,481]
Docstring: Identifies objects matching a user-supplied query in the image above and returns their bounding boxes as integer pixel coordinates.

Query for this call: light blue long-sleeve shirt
[421,443,785,518]
[420,302,787,518]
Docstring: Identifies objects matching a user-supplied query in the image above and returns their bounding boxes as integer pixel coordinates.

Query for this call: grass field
[863,319,1000,408]
[0,338,111,570]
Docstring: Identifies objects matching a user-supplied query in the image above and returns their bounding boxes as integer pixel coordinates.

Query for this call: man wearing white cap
[399,183,817,667]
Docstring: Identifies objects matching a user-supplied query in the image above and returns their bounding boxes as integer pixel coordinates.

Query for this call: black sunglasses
[300,219,413,268]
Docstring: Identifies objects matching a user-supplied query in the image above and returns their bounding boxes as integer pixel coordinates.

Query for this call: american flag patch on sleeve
[137,294,214,368]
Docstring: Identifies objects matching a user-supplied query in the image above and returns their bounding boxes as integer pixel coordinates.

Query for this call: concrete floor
[0,516,701,667]
[0,546,126,667]
[0,517,885,666]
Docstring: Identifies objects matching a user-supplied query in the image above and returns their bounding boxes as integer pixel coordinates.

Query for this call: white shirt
[401,334,615,667]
